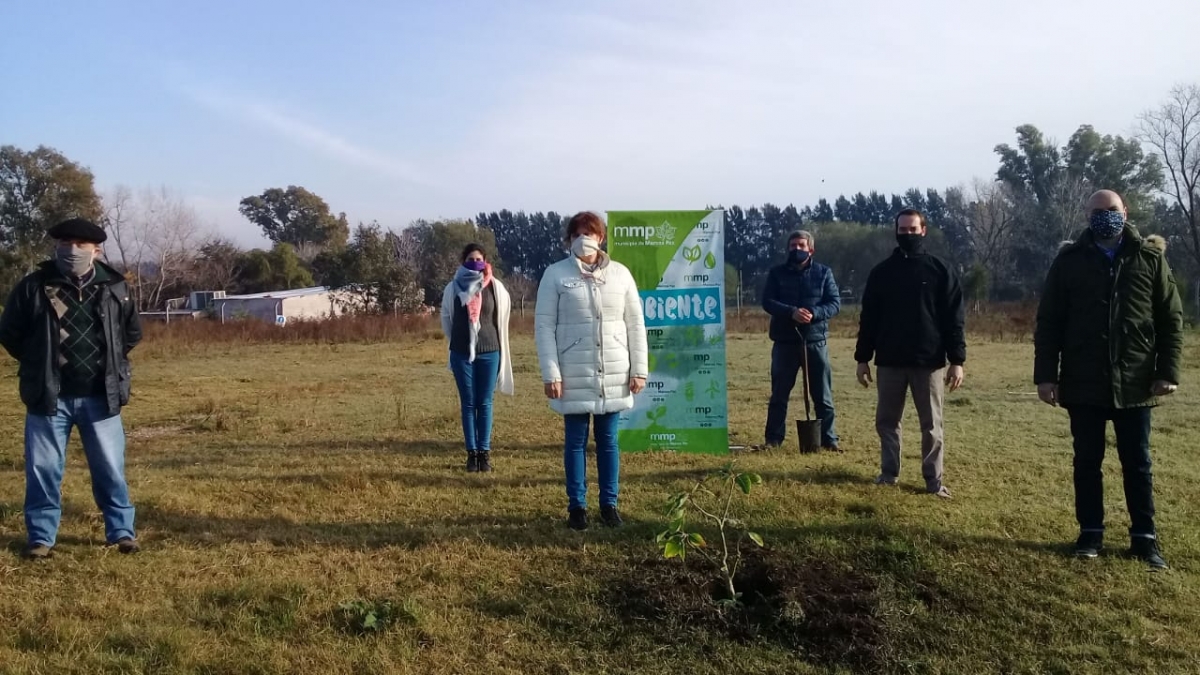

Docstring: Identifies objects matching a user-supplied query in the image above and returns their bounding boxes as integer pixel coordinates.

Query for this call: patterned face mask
[1089,210,1125,240]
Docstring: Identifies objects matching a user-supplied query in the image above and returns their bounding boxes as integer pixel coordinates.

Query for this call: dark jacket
[854,245,966,368]
[761,261,841,344]
[1033,226,1183,409]
[0,260,142,416]
[448,283,500,354]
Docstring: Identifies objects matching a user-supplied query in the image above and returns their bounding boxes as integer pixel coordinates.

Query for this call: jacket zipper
[1109,253,1124,399]
[590,275,605,401]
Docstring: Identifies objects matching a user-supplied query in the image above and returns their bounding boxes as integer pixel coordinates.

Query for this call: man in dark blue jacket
[761,230,842,450]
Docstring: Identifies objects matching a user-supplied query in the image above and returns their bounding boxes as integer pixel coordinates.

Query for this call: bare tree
[1044,173,1093,245]
[187,237,245,292]
[293,241,323,263]
[392,225,424,270]
[101,185,208,311]
[503,272,537,317]
[1139,84,1200,268]
[101,184,135,273]
[967,179,1016,288]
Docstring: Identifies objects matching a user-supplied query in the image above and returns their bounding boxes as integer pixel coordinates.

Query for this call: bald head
[1087,190,1126,218]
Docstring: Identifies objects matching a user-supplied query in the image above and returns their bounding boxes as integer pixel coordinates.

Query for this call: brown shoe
[23,544,53,560]
[116,538,140,554]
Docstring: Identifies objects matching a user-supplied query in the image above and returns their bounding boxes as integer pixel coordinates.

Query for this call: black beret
[48,218,107,244]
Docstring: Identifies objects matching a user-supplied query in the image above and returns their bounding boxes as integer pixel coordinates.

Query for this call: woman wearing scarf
[535,212,649,530]
[441,244,514,472]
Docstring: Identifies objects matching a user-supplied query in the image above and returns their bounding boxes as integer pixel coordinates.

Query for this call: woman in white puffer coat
[535,212,649,531]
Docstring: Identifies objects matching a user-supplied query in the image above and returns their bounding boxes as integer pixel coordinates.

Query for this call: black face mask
[787,249,810,267]
[896,233,922,254]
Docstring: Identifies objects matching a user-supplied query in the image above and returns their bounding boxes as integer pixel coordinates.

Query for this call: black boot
[600,505,623,527]
[568,508,589,531]
[1074,531,1103,558]
[466,452,479,473]
[1130,537,1168,570]
[477,451,493,473]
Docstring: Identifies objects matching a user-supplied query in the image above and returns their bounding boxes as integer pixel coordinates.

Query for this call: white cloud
[176,84,437,190]
[147,1,1200,225]
[446,0,1200,214]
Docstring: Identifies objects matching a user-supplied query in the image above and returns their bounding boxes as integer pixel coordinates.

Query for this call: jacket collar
[37,259,124,287]
[571,251,610,275]
[1065,224,1143,256]
[891,245,927,259]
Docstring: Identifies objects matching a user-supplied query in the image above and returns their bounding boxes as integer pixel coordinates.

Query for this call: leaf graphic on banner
[704,252,717,269]
[682,245,701,263]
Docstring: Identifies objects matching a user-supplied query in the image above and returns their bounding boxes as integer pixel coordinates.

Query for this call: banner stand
[607,210,730,455]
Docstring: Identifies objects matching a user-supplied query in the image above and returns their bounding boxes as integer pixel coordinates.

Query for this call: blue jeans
[1067,406,1156,538]
[450,350,500,453]
[25,396,136,546]
[765,340,838,447]
[564,412,620,511]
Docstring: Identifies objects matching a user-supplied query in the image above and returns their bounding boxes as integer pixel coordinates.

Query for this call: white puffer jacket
[535,253,649,415]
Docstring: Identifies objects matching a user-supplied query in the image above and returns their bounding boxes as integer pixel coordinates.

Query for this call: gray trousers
[876,366,945,492]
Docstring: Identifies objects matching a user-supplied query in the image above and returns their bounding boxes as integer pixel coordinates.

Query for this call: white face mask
[571,235,601,259]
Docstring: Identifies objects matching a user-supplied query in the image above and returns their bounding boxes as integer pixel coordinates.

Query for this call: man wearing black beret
[0,217,143,560]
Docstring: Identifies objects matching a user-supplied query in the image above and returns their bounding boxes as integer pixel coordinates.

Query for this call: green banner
[607,210,729,455]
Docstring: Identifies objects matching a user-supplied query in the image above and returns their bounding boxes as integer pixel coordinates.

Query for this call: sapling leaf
[736,473,754,494]
[664,540,684,559]
[748,532,764,547]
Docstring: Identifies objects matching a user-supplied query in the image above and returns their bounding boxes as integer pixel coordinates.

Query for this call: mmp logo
[612,220,678,246]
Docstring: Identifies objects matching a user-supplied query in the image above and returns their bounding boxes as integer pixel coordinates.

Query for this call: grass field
[2,326,1199,675]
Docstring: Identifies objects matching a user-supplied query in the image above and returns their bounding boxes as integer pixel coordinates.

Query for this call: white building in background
[211,286,350,325]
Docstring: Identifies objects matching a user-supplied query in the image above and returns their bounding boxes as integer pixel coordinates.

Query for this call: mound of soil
[609,550,892,669]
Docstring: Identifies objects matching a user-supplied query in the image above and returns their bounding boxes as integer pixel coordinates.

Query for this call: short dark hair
[894,208,928,229]
[564,211,606,242]
[461,243,487,262]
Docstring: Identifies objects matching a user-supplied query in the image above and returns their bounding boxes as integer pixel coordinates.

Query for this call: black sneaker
[822,444,843,453]
[465,453,479,473]
[1074,532,1103,559]
[1129,537,1168,570]
[22,544,53,560]
[477,452,493,473]
[600,506,623,527]
[116,538,140,554]
[568,508,589,531]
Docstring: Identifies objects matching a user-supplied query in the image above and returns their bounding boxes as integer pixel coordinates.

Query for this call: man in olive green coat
[1034,189,1183,570]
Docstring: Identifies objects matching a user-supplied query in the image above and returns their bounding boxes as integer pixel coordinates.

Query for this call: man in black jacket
[854,209,965,498]
[760,230,841,450]
[1034,189,1181,569]
[0,218,143,560]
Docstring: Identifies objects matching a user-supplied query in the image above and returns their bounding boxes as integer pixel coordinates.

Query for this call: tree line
[2,84,1198,316]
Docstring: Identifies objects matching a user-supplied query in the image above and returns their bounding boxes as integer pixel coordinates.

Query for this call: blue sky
[3,0,1198,247]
